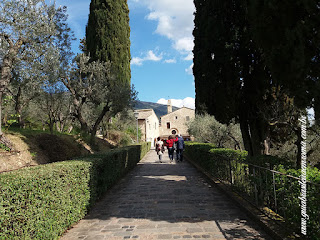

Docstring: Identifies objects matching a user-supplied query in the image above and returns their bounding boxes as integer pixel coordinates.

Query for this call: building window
[186,116,190,121]
[175,116,178,120]
[167,122,170,129]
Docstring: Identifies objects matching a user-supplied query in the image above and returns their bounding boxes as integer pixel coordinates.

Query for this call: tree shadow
[81,161,271,240]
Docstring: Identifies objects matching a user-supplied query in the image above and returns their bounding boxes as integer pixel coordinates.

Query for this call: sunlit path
[61,149,272,240]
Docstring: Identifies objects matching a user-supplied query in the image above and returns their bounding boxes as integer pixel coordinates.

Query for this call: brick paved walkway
[61,150,272,240]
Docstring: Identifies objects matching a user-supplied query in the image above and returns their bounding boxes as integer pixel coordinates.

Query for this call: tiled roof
[136,109,154,119]
[160,107,195,118]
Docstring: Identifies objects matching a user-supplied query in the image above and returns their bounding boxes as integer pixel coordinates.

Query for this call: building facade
[135,101,195,145]
[136,109,159,147]
[159,100,195,139]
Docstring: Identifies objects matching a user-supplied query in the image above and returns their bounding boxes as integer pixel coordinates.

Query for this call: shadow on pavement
[80,157,271,240]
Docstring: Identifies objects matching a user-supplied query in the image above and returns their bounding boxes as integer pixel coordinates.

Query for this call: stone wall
[160,107,195,137]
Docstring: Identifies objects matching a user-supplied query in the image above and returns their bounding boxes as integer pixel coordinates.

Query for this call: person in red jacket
[166,135,178,163]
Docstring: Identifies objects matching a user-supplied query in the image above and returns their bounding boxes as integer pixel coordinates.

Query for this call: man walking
[176,134,185,162]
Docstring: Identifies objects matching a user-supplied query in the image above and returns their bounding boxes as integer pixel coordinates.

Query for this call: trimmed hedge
[184,142,246,176]
[185,142,320,239]
[0,142,150,240]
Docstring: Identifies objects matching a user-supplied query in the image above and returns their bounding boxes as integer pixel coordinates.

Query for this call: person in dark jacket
[176,134,185,162]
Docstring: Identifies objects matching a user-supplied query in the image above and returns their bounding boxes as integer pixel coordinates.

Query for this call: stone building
[135,109,159,147]
[135,101,195,144]
[159,100,195,139]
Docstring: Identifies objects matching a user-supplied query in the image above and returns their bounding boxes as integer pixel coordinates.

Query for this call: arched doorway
[171,129,179,135]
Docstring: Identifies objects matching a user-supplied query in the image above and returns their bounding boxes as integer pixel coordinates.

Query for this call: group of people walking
[155,134,185,163]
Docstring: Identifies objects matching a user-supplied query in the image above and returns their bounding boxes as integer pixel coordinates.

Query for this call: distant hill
[134,101,179,118]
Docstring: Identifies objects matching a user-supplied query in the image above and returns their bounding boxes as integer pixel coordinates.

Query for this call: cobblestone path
[61,150,272,240]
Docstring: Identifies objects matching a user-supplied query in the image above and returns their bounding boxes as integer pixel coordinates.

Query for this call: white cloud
[183,53,193,61]
[146,50,162,61]
[185,63,194,75]
[164,58,176,63]
[173,37,193,52]
[132,0,195,60]
[131,57,143,66]
[131,50,162,66]
[157,98,168,105]
[157,97,195,109]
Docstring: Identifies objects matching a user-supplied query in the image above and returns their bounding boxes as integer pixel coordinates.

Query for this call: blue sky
[55,0,195,109]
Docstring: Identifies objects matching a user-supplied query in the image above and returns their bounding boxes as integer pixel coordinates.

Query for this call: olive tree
[61,53,136,143]
[187,113,243,149]
[0,0,61,138]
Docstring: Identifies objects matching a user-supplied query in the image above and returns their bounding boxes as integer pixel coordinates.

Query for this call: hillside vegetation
[0,128,112,173]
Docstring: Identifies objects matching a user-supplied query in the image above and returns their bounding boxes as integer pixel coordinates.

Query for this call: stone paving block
[113,231,133,237]
[102,225,122,230]
[136,224,157,229]
[157,234,173,239]
[186,228,203,233]
[85,234,105,240]
[157,223,181,228]
[182,235,192,239]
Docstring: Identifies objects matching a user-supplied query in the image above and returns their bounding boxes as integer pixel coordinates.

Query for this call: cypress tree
[247,0,320,109]
[86,0,131,85]
[193,0,297,157]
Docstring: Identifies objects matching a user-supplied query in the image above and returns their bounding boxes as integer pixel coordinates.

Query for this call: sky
[55,0,196,109]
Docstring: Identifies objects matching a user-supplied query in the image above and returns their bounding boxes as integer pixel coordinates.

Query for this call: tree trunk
[0,39,24,133]
[90,104,111,144]
[49,122,54,134]
[263,124,271,155]
[228,133,242,150]
[72,97,88,134]
[14,86,23,127]
[0,91,2,136]
[61,78,89,134]
[240,111,271,158]
[67,125,73,134]
[56,121,60,132]
[239,114,253,156]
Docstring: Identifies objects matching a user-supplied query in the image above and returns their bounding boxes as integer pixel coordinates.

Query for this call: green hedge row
[184,142,246,177]
[184,142,320,239]
[0,142,151,240]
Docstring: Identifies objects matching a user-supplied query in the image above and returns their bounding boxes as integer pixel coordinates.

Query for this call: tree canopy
[193,0,320,157]
[86,0,131,85]
[0,0,64,136]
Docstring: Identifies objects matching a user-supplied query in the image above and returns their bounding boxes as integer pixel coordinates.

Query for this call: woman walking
[166,135,178,163]
[155,137,165,163]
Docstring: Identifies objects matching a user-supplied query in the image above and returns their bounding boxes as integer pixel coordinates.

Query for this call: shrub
[184,142,246,177]
[0,142,150,239]
[247,154,294,169]
[187,114,243,149]
[184,142,216,169]
[273,166,320,239]
[185,142,320,239]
